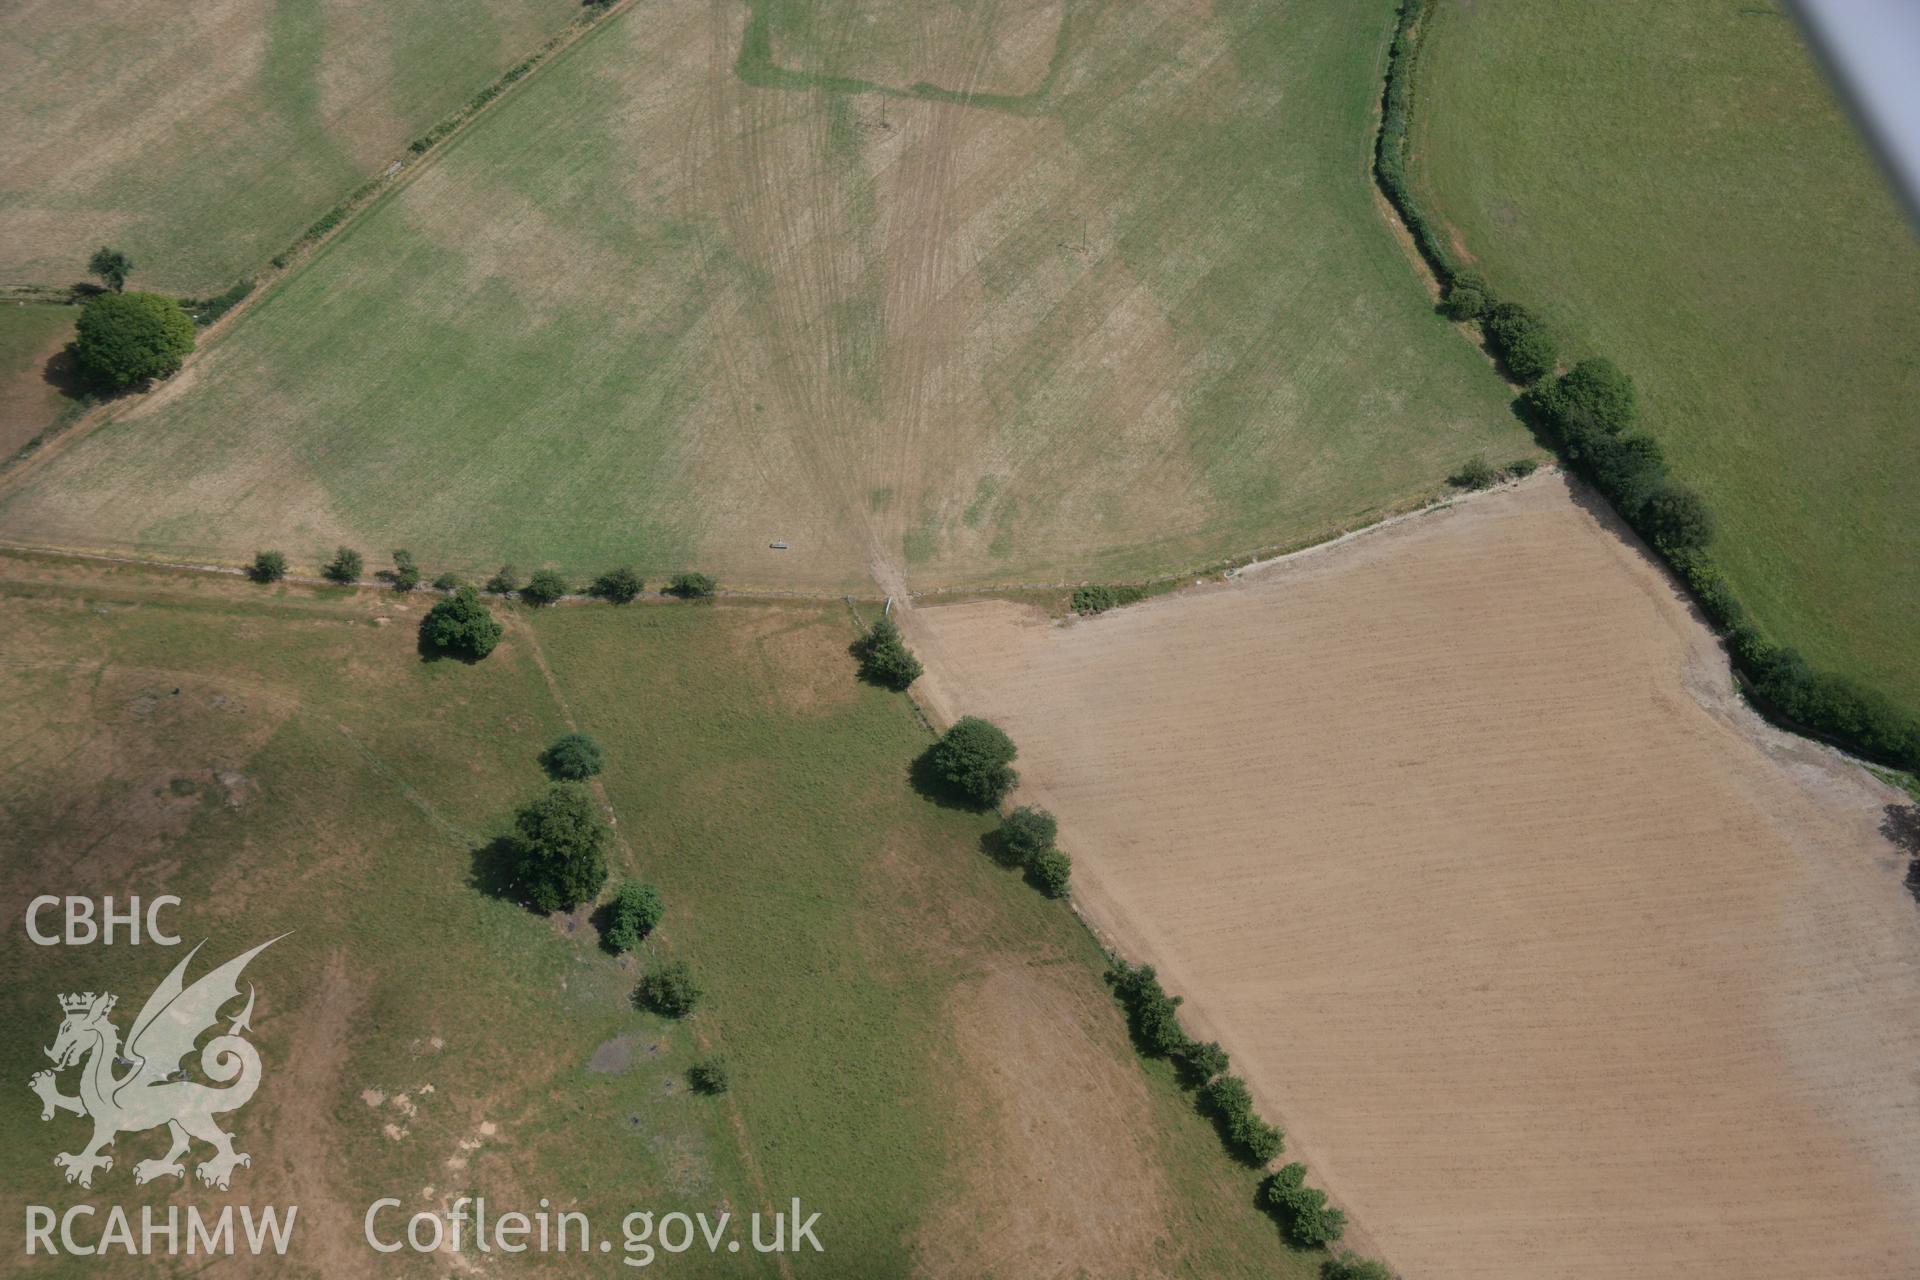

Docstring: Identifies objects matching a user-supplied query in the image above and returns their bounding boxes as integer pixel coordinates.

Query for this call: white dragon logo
[29,937,282,1190]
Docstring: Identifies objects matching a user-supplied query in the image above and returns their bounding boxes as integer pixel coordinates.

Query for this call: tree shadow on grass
[977,827,1024,870]
[40,346,90,403]
[468,835,528,907]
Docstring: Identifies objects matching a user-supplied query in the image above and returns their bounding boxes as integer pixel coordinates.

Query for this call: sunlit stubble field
[906,473,1920,1280]
[0,0,1525,591]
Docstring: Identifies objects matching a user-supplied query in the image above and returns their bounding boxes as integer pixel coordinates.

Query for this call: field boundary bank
[0,0,641,492]
[0,475,1530,608]
[1374,0,1920,775]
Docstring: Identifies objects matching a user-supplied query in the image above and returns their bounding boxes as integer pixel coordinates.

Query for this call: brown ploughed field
[905,472,1920,1279]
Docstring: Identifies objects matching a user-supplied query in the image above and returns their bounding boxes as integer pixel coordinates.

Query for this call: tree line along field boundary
[1370,0,1920,777]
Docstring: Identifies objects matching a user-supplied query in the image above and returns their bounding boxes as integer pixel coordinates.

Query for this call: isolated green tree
[667,572,716,599]
[322,546,364,584]
[522,569,568,606]
[485,565,521,595]
[432,572,463,591]
[514,782,608,912]
[688,1057,730,1094]
[542,732,605,780]
[422,587,502,660]
[88,246,133,292]
[930,716,1018,808]
[603,880,664,952]
[70,292,194,389]
[639,959,701,1017]
[591,566,643,603]
[998,806,1057,863]
[855,617,922,690]
[249,551,287,583]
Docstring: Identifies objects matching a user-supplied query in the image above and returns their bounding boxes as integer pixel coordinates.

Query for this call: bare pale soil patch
[906,473,1920,1279]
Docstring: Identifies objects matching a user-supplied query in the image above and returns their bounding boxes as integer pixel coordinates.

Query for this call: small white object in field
[769,540,789,550]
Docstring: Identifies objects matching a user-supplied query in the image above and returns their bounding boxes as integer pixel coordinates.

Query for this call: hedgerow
[1376,0,1920,773]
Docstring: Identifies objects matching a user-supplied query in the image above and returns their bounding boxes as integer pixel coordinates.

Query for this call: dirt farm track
[906,473,1920,1279]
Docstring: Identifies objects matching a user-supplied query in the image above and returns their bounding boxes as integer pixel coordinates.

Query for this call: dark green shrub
[1484,302,1556,384]
[1202,1074,1253,1119]
[1640,482,1715,553]
[591,566,643,603]
[1677,553,1746,630]
[485,565,521,595]
[1323,1255,1396,1280]
[70,292,195,389]
[929,716,1018,808]
[88,246,133,292]
[432,572,463,591]
[688,1057,730,1095]
[1504,457,1539,479]
[603,880,663,952]
[249,551,287,583]
[1441,271,1493,321]
[1203,1071,1284,1161]
[1450,454,1498,490]
[1071,584,1146,615]
[1180,1039,1230,1082]
[183,280,253,326]
[522,569,568,606]
[422,587,502,660]
[640,959,701,1017]
[667,572,716,599]
[542,732,605,780]
[1235,1113,1285,1164]
[391,550,421,592]
[1262,1164,1347,1246]
[998,806,1058,863]
[513,782,608,912]
[1107,960,1191,1058]
[323,546,363,584]
[1027,848,1071,899]
[855,617,923,690]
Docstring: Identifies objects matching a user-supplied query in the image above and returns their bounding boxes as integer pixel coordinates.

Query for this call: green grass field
[0,0,584,292]
[0,303,77,452]
[1409,0,1920,710]
[0,559,1312,1276]
[0,0,1527,592]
